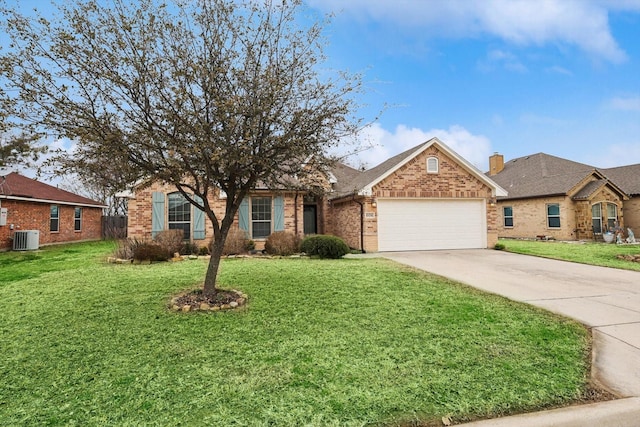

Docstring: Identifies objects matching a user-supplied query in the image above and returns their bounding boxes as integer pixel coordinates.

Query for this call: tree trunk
[203,236,226,296]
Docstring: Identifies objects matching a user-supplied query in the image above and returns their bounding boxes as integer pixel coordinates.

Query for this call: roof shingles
[0,172,105,207]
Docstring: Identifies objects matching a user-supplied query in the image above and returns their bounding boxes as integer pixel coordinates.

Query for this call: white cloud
[608,96,640,112]
[350,123,492,171]
[478,49,528,73]
[309,0,629,63]
[546,65,573,76]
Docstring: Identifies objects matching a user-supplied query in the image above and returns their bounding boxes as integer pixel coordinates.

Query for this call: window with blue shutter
[274,196,284,231]
[193,195,206,240]
[151,192,165,238]
[239,198,249,231]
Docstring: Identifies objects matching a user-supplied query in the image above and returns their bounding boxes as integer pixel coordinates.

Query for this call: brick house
[488,153,638,240]
[125,138,507,252]
[0,172,106,250]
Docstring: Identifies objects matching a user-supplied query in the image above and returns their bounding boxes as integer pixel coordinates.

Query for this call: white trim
[359,137,508,197]
[0,195,106,209]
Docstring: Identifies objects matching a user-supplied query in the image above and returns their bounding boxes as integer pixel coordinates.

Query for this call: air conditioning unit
[13,230,40,251]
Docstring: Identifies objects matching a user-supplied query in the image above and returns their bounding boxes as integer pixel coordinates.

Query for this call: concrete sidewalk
[379,249,640,426]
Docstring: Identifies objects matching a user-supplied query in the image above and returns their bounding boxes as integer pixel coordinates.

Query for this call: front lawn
[1,241,595,425]
[500,238,640,271]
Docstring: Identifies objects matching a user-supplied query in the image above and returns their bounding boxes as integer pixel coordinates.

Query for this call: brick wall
[373,146,493,200]
[0,199,102,250]
[373,146,497,249]
[327,197,378,252]
[128,181,305,250]
[328,145,498,251]
[496,186,626,241]
[623,197,640,234]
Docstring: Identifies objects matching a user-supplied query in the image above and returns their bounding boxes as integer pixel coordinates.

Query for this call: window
[50,205,59,232]
[503,206,513,227]
[74,207,82,231]
[547,204,560,228]
[592,203,602,234]
[251,197,272,239]
[168,192,191,239]
[426,157,439,174]
[606,203,618,230]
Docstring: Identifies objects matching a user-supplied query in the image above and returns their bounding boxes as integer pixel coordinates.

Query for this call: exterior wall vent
[12,230,40,251]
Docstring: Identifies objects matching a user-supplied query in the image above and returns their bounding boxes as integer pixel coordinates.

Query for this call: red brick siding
[128,181,305,250]
[0,200,102,250]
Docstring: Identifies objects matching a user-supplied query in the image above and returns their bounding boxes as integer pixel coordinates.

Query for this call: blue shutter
[239,198,249,231]
[151,192,165,238]
[193,195,206,240]
[274,196,284,231]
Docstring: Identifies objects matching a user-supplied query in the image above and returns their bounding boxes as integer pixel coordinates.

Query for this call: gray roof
[572,179,607,200]
[330,142,430,200]
[601,164,640,196]
[489,153,599,200]
[330,138,507,200]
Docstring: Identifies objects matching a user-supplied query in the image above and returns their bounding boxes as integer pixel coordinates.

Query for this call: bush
[300,235,350,259]
[494,242,506,251]
[210,227,250,255]
[265,231,300,256]
[114,237,146,260]
[198,246,210,256]
[154,230,184,257]
[180,242,199,255]
[133,242,170,262]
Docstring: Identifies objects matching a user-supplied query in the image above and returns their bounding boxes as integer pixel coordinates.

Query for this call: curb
[458,397,640,426]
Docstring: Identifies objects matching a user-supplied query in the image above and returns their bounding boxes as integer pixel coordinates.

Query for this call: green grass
[1,241,592,426]
[500,238,640,271]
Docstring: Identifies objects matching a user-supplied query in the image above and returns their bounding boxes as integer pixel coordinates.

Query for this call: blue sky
[307,0,640,171]
[3,0,640,176]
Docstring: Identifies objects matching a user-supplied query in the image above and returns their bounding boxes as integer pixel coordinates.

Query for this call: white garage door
[377,199,486,251]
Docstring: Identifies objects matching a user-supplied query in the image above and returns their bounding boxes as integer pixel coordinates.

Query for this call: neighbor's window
[503,206,513,227]
[426,156,439,174]
[50,205,59,232]
[547,204,560,228]
[251,196,272,239]
[607,203,618,230]
[592,203,602,234]
[74,207,82,231]
[168,192,191,239]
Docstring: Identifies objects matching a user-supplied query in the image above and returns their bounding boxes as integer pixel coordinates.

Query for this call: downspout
[353,196,365,253]
[294,192,299,236]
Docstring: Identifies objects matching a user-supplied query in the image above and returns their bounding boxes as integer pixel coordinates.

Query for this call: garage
[376,198,486,251]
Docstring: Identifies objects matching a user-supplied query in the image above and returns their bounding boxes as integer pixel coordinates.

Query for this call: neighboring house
[487,153,637,240]
[0,172,106,250]
[600,164,640,234]
[125,138,507,252]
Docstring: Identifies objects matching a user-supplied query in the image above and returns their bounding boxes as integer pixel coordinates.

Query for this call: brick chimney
[489,153,504,176]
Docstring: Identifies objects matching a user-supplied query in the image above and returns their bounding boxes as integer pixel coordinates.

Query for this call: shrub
[494,242,506,251]
[210,227,250,255]
[133,242,170,262]
[265,231,300,256]
[114,237,147,260]
[198,246,210,256]
[154,230,184,257]
[300,235,350,259]
[180,242,199,255]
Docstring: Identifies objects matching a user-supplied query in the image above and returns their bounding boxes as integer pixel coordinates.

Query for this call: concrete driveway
[381,249,640,425]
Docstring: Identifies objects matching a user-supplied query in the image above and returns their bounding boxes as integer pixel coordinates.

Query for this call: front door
[303,205,317,235]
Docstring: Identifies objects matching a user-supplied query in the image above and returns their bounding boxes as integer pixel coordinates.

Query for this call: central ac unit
[13,230,40,251]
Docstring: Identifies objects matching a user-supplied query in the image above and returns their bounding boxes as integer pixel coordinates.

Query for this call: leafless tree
[1,0,364,295]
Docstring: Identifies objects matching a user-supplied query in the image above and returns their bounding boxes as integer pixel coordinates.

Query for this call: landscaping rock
[199,302,211,311]
[181,305,191,312]
[229,301,238,308]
